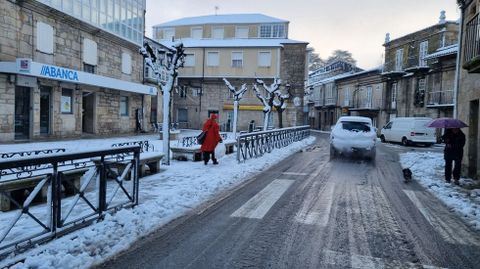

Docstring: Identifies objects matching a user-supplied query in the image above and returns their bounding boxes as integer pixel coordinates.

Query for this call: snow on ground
[400,151,480,230]
[1,132,315,269]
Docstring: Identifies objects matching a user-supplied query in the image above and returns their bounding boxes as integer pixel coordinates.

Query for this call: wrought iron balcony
[463,13,480,73]
[349,98,384,110]
[426,90,454,107]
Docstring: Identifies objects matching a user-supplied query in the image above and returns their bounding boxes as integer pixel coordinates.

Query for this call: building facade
[336,68,388,129]
[381,12,459,127]
[152,14,308,131]
[306,60,362,130]
[0,0,155,142]
[457,0,480,179]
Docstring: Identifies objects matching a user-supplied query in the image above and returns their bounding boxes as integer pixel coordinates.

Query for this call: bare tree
[273,85,290,128]
[140,41,185,165]
[308,47,326,72]
[223,78,248,138]
[252,78,281,131]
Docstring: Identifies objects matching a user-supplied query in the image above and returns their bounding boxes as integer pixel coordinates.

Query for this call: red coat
[200,115,222,152]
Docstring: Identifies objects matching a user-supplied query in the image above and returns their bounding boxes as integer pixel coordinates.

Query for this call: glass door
[15,86,31,139]
[40,86,51,135]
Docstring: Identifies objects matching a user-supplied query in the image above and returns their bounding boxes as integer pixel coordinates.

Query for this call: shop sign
[40,65,79,81]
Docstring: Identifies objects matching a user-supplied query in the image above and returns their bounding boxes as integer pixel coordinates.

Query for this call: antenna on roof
[214,5,219,15]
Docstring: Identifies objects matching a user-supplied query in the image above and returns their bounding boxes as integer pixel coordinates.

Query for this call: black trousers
[203,151,217,164]
[445,157,462,181]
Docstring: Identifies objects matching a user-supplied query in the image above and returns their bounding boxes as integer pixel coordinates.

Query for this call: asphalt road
[97,133,480,269]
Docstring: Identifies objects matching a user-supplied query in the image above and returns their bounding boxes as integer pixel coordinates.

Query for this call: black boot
[213,159,219,165]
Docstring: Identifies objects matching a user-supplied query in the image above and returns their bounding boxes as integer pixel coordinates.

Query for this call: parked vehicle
[380,117,436,146]
[329,116,377,161]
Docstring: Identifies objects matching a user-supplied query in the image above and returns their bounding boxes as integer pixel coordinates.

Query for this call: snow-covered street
[1,132,315,268]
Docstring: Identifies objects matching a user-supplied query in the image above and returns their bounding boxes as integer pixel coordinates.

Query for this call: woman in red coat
[201,114,222,165]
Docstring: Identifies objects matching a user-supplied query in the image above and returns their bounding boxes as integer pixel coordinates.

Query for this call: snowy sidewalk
[1,133,316,269]
[400,151,480,230]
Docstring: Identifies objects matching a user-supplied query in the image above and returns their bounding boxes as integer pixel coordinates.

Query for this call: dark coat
[442,129,466,160]
[200,114,222,152]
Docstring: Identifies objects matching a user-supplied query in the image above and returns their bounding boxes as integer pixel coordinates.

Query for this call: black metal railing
[236,126,310,163]
[180,133,228,147]
[111,140,154,153]
[1,148,66,159]
[0,146,140,258]
[465,14,480,64]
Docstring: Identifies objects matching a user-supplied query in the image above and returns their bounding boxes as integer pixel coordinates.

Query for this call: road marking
[323,249,448,269]
[403,190,480,247]
[295,183,334,226]
[230,179,294,219]
[282,172,308,176]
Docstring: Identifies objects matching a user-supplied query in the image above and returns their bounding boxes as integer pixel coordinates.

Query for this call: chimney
[385,33,390,44]
[439,10,446,24]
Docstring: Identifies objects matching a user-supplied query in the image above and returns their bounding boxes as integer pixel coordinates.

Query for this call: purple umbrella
[427,117,468,128]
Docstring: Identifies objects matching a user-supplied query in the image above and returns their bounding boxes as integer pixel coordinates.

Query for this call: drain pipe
[453,7,464,119]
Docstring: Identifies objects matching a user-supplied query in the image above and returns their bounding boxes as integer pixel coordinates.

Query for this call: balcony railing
[426,90,454,106]
[349,98,383,110]
[325,97,336,106]
[463,14,480,72]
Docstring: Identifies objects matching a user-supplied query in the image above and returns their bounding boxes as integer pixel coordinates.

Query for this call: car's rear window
[341,121,371,132]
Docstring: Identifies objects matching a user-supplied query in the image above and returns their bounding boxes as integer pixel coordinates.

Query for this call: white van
[380,117,436,146]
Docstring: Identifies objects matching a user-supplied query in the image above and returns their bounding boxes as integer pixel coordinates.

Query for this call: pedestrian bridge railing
[0,146,140,258]
[236,126,311,163]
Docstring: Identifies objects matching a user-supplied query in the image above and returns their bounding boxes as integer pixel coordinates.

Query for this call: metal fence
[0,146,140,258]
[180,133,228,147]
[236,126,311,163]
[465,14,480,64]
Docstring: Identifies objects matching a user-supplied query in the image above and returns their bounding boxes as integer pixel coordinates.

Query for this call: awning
[0,59,157,95]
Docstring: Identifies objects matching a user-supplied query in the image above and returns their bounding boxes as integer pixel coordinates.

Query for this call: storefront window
[61,88,73,114]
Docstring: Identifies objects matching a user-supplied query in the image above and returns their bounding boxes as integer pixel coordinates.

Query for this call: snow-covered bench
[0,167,88,212]
[91,141,164,177]
[170,134,235,161]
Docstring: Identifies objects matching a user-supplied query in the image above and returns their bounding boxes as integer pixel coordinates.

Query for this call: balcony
[349,98,383,111]
[325,97,336,106]
[404,56,430,73]
[463,14,480,73]
[426,90,454,107]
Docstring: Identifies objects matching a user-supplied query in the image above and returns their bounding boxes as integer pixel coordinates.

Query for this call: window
[207,52,219,66]
[177,108,188,122]
[395,48,403,71]
[232,52,243,68]
[83,63,95,73]
[258,52,271,67]
[122,52,132,74]
[163,28,175,41]
[192,88,202,97]
[191,27,203,39]
[61,88,73,114]
[391,83,397,109]
[37,22,54,54]
[235,26,249,38]
[419,41,428,66]
[344,88,350,107]
[120,96,129,116]
[83,38,98,65]
[366,86,373,108]
[259,24,285,38]
[184,53,195,67]
[212,27,224,39]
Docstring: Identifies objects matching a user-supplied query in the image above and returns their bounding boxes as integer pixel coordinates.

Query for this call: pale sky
[145,0,460,69]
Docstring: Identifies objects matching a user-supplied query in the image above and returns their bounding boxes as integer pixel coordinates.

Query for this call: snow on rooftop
[154,13,288,28]
[160,38,308,49]
[424,44,458,60]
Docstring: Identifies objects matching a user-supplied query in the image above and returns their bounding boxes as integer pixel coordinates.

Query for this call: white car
[329,116,377,161]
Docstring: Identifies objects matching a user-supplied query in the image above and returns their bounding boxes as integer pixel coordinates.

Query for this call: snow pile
[2,136,315,269]
[400,151,480,229]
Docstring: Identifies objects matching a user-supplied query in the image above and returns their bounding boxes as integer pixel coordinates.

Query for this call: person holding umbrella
[442,128,466,185]
[428,117,468,185]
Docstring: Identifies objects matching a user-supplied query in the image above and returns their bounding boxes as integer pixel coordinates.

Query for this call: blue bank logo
[40,65,79,81]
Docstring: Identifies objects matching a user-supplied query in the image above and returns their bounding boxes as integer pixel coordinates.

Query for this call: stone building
[306,60,362,130]
[381,12,459,126]
[336,67,388,129]
[152,14,308,131]
[0,0,156,142]
[457,0,480,179]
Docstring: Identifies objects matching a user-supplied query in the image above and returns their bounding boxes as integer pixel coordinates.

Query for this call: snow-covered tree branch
[253,78,281,131]
[223,78,248,137]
